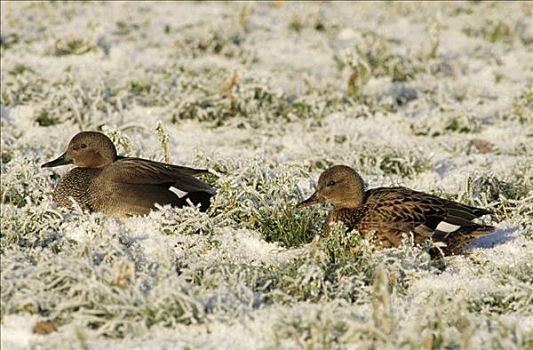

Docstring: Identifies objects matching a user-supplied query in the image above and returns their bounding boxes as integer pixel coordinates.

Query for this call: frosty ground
[1,2,532,349]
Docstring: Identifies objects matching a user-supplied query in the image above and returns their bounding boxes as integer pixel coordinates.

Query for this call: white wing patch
[436,221,461,233]
[170,187,188,198]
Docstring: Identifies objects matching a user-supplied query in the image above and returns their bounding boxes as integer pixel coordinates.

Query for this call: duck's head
[41,131,117,169]
[297,165,365,209]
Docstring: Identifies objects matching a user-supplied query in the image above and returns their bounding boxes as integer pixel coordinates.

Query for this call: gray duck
[42,131,215,217]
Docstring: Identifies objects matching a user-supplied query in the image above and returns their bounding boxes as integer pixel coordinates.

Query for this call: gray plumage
[42,131,215,217]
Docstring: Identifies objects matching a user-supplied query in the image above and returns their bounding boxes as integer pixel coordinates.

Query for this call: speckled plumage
[51,167,101,210]
[42,131,215,217]
[298,165,495,255]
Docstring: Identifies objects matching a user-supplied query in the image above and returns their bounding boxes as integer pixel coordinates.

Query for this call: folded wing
[363,187,493,238]
[107,157,215,194]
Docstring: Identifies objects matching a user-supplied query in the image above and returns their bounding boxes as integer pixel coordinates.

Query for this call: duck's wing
[107,158,215,194]
[360,187,494,239]
[116,156,210,176]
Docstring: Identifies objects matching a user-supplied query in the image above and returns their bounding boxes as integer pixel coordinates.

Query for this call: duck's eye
[327,180,335,186]
[80,144,87,149]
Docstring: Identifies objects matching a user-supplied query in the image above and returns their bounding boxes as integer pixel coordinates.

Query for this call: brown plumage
[297,165,495,255]
[42,131,215,217]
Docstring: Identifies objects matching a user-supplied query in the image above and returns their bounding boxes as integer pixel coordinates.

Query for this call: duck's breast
[52,167,101,209]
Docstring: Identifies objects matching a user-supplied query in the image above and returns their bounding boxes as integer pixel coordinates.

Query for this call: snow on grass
[1,1,532,349]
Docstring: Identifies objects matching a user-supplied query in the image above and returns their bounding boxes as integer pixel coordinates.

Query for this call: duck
[297,165,495,255]
[41,131,215,217]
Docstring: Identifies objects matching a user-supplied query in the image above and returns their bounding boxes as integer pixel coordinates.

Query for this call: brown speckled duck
[42,131,215,217]
[297,165,495,255]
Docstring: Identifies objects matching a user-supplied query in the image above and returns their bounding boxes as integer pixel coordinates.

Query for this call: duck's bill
[296,192,322,208]
[41,153,72,168]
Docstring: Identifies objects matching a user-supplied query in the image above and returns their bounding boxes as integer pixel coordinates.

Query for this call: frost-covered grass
[1,2,533,349]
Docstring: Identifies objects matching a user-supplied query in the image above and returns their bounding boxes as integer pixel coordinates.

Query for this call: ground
[1,2,532,349]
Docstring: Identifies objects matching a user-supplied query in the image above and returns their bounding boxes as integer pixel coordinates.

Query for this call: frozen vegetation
[1,1,532,349]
